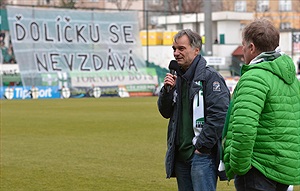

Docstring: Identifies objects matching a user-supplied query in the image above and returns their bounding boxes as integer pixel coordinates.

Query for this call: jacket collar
[179,55,206,83]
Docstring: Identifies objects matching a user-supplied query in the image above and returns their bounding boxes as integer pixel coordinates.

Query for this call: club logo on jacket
[213,81,221,91]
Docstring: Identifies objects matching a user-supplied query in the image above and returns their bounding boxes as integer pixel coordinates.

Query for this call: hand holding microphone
[165,60,179,93]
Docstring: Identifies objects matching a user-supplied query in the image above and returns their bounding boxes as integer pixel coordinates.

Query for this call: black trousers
[234,167,289,191]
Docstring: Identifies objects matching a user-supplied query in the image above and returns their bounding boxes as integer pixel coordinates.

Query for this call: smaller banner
[1,86,60,99]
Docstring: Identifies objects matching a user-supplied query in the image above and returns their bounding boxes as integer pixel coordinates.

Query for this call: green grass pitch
[1,97,297,191]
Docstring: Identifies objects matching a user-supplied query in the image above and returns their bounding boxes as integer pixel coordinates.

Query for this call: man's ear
[249,43,256,54]
[194,47,200,55]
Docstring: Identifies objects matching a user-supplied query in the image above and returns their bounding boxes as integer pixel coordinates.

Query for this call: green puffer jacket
[223,54,300,185]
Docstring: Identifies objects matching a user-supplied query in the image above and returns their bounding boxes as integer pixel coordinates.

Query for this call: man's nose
[173,49,180,56]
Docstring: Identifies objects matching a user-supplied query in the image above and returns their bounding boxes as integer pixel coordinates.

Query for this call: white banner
[0,64,20,74]
[7,6,151,87]
[203,56,225,65]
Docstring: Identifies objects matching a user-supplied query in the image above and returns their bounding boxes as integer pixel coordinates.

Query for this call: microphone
[167,60,179,93]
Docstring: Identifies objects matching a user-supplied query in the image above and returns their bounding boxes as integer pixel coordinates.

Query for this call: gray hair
[173,29,202,50]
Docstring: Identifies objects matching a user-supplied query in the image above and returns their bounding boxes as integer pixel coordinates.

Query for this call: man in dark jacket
[157,29,230,191]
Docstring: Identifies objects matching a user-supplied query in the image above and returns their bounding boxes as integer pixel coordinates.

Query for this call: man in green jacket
[223,18,300,191]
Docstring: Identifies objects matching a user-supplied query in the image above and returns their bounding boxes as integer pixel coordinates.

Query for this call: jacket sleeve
[157,86,175,119]
[228,72,268,176]
[195,70,230,152]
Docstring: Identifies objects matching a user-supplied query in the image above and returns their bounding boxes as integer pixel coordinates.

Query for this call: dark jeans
[175,152,217,191]
[234,167,289,191]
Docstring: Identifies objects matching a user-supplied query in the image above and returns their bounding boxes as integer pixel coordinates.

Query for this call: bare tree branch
[108,0,138,10]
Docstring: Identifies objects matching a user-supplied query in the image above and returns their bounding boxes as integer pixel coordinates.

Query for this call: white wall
[142,46,174,68]
[142,44,239,69]
[280,32,300,70]
[217,21,242,44]
[142,43,299,79]
[183,23,194,30]
[280,32,293,55]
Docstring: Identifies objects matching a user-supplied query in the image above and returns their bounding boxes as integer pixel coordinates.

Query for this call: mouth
[176,58,183,62]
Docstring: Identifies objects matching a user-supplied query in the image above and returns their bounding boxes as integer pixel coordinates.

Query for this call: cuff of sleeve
[198,146,211,154]
[193,137,211,154]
